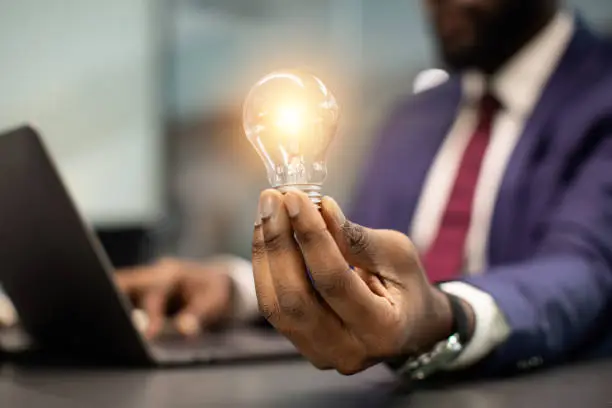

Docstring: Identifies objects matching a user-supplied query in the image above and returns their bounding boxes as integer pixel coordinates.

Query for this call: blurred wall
[0,0,163,228]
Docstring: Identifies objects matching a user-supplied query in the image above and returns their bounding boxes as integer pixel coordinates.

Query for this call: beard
[433,0,543,73]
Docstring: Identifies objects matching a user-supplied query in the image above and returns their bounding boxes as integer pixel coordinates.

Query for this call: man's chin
[440,47,483,72]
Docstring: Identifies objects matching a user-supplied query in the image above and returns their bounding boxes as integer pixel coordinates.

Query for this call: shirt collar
[462,11,575,118]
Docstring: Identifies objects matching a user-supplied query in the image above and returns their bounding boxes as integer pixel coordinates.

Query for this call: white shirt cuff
[209,255,259,323]
[439,281,511,370]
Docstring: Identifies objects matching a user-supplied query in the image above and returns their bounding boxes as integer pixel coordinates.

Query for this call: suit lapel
[385,78,462,234]
[488,23,603,264]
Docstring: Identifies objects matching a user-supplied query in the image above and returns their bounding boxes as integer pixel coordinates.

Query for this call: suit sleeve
[461,123,612,374]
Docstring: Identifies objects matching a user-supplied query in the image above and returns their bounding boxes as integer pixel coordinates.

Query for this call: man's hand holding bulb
[252,188,475,374]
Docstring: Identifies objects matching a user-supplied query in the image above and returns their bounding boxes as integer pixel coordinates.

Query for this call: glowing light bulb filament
[274,105,304,136]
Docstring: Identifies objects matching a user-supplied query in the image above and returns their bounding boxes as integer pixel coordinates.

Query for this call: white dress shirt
[225,10,576,369]
[413,11,575,368]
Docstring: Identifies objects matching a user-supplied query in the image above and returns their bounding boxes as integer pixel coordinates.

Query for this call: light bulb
[243,70,340,205]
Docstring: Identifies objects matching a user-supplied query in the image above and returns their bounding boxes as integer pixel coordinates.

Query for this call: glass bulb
[243,70,339,205]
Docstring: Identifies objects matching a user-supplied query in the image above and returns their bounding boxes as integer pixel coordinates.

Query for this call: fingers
[253,190,367,371]
[259,190,322,323]
[174,272,233,337]
[115,261,179,338]
[252,209,277,323]
[131,309,149,335]
[114,266,145,294]
[115,259,179,294]
[253,214,330,368]
[282,190,384,328]
[320,196,378,270]
[141,289,168,338]
[322,196,418,289]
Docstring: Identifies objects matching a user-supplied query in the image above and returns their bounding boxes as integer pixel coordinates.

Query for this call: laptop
[0,125,298,366]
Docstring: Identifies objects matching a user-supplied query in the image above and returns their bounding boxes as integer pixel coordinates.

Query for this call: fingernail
[258,191,278,221]
[284,192,300,218]
[323,196,346,225]
[131,309,149,334]
[175,313,201,337]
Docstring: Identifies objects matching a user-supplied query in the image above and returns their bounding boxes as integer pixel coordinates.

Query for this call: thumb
[321,196,379,270]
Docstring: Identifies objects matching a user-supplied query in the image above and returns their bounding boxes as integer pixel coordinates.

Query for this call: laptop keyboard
[149,328,298,364]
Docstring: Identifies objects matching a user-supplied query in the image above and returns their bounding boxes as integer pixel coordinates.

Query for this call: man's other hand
[115,258,234,339]
[252,189,456,375]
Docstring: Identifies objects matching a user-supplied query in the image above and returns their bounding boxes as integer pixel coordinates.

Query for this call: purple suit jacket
[350,22,612,374]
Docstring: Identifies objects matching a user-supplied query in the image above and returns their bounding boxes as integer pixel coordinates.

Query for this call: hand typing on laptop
[115,258,242,339]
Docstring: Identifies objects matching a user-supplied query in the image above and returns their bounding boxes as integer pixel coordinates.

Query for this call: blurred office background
[0,0,610,268]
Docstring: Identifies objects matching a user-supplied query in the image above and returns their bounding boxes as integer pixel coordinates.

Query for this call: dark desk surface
[0,359,611,408]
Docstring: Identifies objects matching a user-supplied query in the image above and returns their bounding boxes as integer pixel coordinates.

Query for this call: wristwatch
[387,293,472,380]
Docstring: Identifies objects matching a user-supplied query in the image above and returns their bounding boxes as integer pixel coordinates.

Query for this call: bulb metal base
[276,184,322,208]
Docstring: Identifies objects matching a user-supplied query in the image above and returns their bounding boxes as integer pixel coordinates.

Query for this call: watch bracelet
[390,290,472,380]
[396,333,464,380]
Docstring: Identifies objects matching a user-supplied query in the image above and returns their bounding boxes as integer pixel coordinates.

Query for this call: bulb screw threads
[276,184,322,208]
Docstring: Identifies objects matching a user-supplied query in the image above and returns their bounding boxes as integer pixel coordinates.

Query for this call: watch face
[396,333,464,380]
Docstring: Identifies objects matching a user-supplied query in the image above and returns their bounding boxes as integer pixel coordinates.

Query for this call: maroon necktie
[422,94,500,283]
